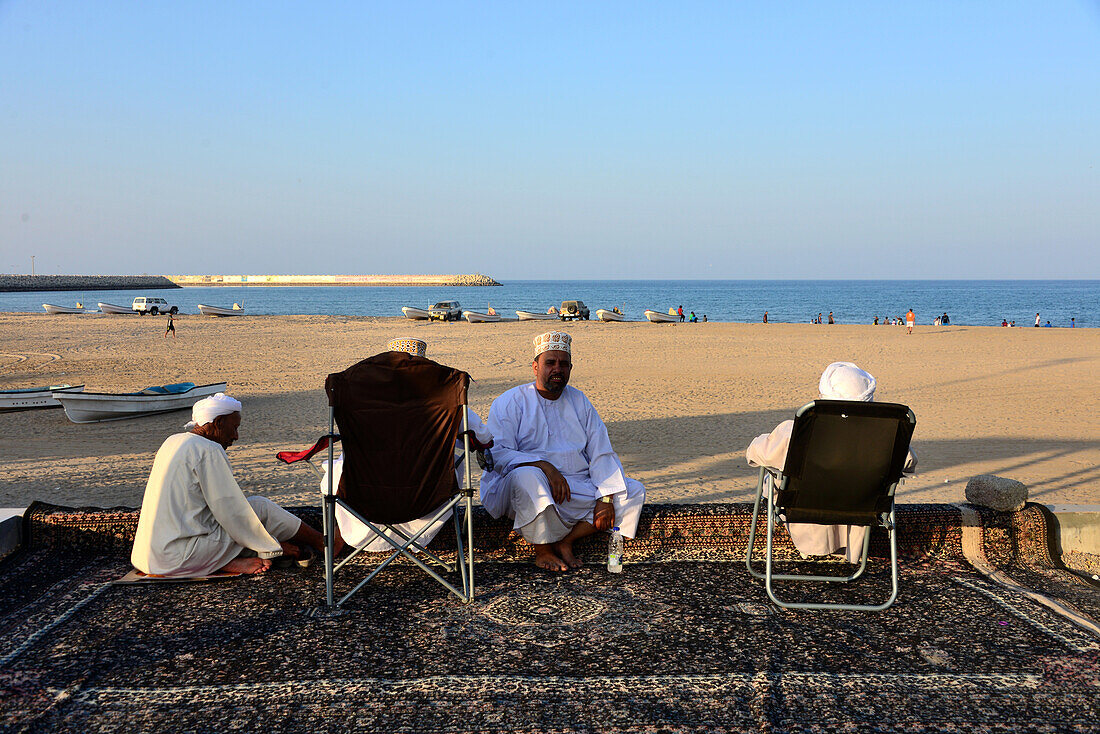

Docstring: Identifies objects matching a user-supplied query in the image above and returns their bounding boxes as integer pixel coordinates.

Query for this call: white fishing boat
[462,310,503,323]
[596,309,625,322]
[644,309,677,323]
[43,303,87,315]
[98,302,136,315]
[401,306,430,320]
[515,310,560,321]
[55,381,228,424]
[0,384,85,412]
[198,304,245,317]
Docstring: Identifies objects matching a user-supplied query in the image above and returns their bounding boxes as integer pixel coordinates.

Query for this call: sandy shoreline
[1,313,1097,509]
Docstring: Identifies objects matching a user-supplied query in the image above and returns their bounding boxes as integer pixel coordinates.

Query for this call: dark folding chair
[745,400,916,611]
[278,351,477,608]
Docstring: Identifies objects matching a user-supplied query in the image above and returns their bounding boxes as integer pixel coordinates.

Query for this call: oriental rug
[1,502,1098,733]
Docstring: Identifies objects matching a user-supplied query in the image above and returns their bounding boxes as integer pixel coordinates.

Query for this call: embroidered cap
[533,331,571,357]
[387,337,427,357]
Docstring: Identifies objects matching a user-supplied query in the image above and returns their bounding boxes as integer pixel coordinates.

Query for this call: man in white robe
[322,337,493,553]
[746,362,917,562]
[481,331,645,571]
[132,393,324,576]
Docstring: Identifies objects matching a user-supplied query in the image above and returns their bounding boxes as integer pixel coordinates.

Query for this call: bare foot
[533,546,568,572]
[554,540,583,569]
[220,557,271,575]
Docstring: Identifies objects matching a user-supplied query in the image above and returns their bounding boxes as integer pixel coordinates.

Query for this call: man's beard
[544,375,566,392]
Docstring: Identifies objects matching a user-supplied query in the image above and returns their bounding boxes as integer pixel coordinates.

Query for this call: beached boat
[401,306,430,320]
[463,310,503,323]
[515,310,560,321]
[644,309,677,323]
[55,381,228,424]
[0,384,85,412]
[197,304,245,317]
[97,302,136,315]
[43,303,87,315]
[596,309,625,322]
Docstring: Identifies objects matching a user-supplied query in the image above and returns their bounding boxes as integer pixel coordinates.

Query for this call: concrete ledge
[1045,504,1100,555]
[0,508,25,557]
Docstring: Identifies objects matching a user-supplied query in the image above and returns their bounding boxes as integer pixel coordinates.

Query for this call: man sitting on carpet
[480,331,645,571]
[745,361,917,561]
[132,393,324,576]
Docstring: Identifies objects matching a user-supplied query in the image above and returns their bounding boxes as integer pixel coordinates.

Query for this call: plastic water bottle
[607,526,623,573]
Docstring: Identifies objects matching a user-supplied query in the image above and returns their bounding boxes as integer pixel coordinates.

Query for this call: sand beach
[0,312,1097,509]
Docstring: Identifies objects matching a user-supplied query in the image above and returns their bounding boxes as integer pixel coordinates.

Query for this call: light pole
[31,256,35,276]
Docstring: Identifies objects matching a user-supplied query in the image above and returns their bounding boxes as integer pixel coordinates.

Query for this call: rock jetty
[0,275,180,293]
[167,274,502,287]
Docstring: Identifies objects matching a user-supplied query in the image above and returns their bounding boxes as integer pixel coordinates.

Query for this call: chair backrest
[777,400,915,526]
[325,351,470,524]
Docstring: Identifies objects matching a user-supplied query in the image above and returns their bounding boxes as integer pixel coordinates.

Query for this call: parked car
[428,300,462,321]
[132,297,178,315]
[559,300,590,320]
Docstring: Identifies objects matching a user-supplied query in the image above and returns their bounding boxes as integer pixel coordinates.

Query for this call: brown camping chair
[279,351,476,607]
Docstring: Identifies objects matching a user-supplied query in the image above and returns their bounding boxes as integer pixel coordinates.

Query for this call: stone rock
[965,475,1028,512]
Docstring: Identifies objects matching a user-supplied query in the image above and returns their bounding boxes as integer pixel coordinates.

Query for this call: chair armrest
[276,435,340,465]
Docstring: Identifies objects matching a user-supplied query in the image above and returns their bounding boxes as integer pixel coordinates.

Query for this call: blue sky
[2,1,1098,279]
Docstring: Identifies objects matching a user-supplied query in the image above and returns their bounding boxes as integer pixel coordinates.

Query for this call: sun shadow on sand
[2,389,1096,508]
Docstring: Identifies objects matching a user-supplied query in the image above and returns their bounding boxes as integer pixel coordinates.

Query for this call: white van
[132,297,178,315]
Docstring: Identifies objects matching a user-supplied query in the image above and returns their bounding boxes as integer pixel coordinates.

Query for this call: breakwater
[167,274,502,287]
[0,275,180,293]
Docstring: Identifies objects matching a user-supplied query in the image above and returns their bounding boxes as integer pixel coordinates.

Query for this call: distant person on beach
[1044,321,1052,327]
[763,311,768,324]
[873,316,878,325]
[689,311,697,322]
[1071,318,1076,328]
[818,312,823,324]
[480,331,645,572]
[702,314,707,322]
[942,312,950,325]
[906,309,915,334]
[131,394,324,577]
[1035,313,1041,327]
[164,312,176,338]
[746,362,917,561]
[487,303,497,316]
[828,311,835,325]
[678,305,685,322]
[1010,320,1016,327]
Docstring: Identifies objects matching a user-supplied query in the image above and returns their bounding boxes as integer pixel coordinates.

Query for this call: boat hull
[515,311,560,321]
[197,305,245,317]
[401,306,430,320]
[0,385,84,412]
[55,382,228,423]
[43,304,86,315]
[463,311,502,323]
[595,309,625,322]
[98,303,136,315]
[644,310,677,323]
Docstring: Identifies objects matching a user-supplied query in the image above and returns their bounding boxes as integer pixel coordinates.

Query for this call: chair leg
[764,512,899,612]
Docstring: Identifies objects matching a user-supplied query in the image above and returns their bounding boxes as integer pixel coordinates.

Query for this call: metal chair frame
[318,406,476,608]
[744,400,914,611]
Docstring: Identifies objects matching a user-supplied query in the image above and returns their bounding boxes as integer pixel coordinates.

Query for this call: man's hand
[279,541,302,559]
[535,460,570,504]
[593,499,615,532]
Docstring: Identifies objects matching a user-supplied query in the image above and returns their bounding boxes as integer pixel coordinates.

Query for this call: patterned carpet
[1,502,1098,733]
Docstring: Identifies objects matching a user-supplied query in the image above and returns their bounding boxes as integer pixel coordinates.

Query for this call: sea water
[1,280,1096,327]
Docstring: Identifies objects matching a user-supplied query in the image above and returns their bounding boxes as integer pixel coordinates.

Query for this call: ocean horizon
[2,279,1096,327]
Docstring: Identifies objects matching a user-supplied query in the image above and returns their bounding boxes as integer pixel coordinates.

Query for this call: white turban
[185,392,242,430]
[818,362,876,402]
